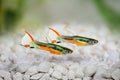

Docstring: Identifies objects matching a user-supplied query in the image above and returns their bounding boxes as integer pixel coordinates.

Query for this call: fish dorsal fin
[48,27,61,37]
[21,31,34,45]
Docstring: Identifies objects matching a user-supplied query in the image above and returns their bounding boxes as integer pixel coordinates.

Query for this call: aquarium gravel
[0,24,120,80]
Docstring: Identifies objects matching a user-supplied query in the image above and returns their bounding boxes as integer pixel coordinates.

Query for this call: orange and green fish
[48,27,98,46]
[21,31,73,55]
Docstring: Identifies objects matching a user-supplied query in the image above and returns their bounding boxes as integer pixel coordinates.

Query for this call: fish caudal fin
[21,31,35,46]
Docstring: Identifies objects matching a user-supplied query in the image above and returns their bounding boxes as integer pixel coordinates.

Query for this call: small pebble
[13,72,23,80]
[74,78,82,80]
[94,67,111,79]
[25,66,38,75]
[67,70,75,80]
[0,70,11,80]
[48,68,54,75]
[38,62,51,73]
[83,77,92,80]
[112,69,120,80]
[62,76,68,80]
[40,73,50,80]
[84,64,96,77]
[0,77,3,80]
[30,73,44,79]
[52,71,62,79]
[16,64,30,73]
[75,67,84,78]
[23,74,30,80]
[54,65,68,75]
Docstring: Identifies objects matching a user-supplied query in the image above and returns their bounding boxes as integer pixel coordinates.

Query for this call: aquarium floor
[0,24,120,80]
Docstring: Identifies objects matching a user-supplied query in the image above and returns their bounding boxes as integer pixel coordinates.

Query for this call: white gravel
[13,72,23,80]
[52,71,62,79]
[38,61,51,73]
[0,24,120,80]
[111,69,120,80]
[30,73,44,79]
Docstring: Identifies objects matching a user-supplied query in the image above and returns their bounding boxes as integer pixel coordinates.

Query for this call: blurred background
[0,0,120,36]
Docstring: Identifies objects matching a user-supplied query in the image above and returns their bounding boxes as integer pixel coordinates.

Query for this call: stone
[112,69,120,80]
[74,78,82,80]
[16,64,30,73]
[109,62,120,73]
[23,74,30,80]
[75,67,84,78]
[54,65,68,75]
[49,78,57,80]
[0,70,11,80]
[48,68,54,75]
[0,77,3,80]
[67,70,75,80]
[30,73,44,80]
[38,62,51,73]
[40,73,50,80]
[62,76,68,80]
[13,72,23,80]
[69,63,80,72]
[83,77,92,80]
[94,67,111,79]
[52,71,62,79]
[84,64,97,77]
[25,66,38,75]
[93,78,113,80]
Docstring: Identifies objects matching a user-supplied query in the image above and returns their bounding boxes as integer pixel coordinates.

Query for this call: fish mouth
[89,39,98,45]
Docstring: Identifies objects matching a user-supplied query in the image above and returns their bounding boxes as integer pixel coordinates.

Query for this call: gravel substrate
[0,24,120,80]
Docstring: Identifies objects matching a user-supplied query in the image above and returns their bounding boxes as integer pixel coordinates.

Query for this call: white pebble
[84,64,97,77]
[69,63,80,72]
[52,71,62,79]
[0,70,11,80]
[48,68,54,75]
[49,78,57,80]
[13,72,23,80]
[112,69,120,80]
[94,67,111,79]
[67,70,75,80]
[75,67,84,78]
[30,73,44,79]
[62,76,68,80]
[23,74,30,80]
[74,78,82,80]
[0,77,3,80]
[54,65,68,75]
[38,62,51,73]
[40,73,50,80]
[93,79,113,80]
[25,66,38,75]
[16,64,30,73]
[83,77,92,80]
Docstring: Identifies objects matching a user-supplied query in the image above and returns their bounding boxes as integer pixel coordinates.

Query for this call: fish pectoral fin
[52,39,58,43]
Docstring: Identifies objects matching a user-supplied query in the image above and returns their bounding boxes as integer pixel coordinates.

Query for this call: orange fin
[52,39,58,43]
[25,31,35,42]
[48,27,61,37]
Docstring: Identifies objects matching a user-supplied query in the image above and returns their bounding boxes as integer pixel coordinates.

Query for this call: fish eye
[56,41,61,43]
[30,46,34,48]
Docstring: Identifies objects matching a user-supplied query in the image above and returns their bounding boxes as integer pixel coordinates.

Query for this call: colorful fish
[21,31,73,55]
[48,27,98,46]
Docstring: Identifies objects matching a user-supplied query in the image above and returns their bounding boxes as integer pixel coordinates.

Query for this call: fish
[21,31,73,55]
[48,27,98,46]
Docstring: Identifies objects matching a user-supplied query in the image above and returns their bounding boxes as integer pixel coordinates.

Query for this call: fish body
[49,27,98,46]
[21,31,73,55]
[59,35,98,46]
